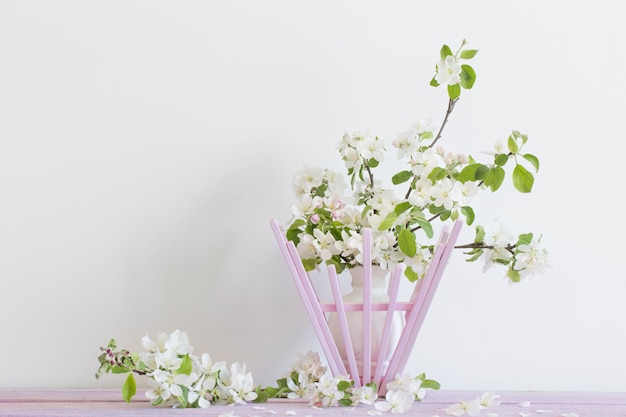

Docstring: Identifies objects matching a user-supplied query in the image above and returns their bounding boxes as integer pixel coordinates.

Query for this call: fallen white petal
[367,411,382,416]
[486,413,498,417]
[561,414,579,417]
[519,413,532,417]
[517,401,531,407]
[285,411,297,415]
[536,410,554,414]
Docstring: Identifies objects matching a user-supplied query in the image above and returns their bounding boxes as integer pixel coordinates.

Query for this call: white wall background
[1,0,625,392]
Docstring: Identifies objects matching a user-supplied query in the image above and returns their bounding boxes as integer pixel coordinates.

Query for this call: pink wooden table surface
[1,389,625,417]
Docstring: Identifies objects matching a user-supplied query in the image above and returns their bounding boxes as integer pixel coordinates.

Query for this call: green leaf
[507,135,519,153]
[111,366,129,374]
[378,211,398,231]
[428,167,447,182]
[458,163,487,182]
[177,354,192,375]
[460,65,476,89]
[337,380,353,391]
[474,225,485,243]
[394,201,412,215]
[392,170,413,185]
[178,385,189,408]
[151,397,163,406]
[440,44,453,59]
[460,206,475,225]
[460,49,478,59]
[494,153,509,166]
[367,158,379,168]
[484,166,505,192]
[464,249,483,262]
[415,217,434,238]
[523,153,540,171]
[122,373,137,404]
[301,258,318,271]
[516,233,533,246]
[398,229,417,258]
[276,377,289,390]
[430,76,439,87]
[507,267,521,283]
[285,228,301,245]
[254,388,270,403]
[421,379,441,390]
[512,164,534,193]
[404,266,419,282]
[447,83,461,100]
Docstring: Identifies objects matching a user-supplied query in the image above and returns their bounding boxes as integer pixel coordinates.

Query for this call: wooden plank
[1,389,625,417]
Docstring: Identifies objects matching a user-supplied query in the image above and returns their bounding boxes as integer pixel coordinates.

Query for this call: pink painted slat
[269,219,342,376]
[380,224,455,390]
[373,263,404,388]
[319,302,413,312]
[285,241,347,376]
[394,221,462,374]
[361,228,372,384]
[327,265,361,387]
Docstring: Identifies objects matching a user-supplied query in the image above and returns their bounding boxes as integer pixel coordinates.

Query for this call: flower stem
[431,98,458,148]
[405,98,459,201]
[455,242,517,255]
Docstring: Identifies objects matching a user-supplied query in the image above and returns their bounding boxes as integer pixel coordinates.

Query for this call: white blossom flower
[393,128,420,159]
[374,389,414,413]
[286,370,314,400]
[513,238,549,279]
[290,351,327,380]
[296,233,319,261]
[357,135,385,163]
[430,178,456,211]
[293,165,325,196]
[145,378,172,403]
[481,222,515,273]
[141,332,169,353]
[442,398,482,416]
[435,55,462,86]
[351,384,378,406]
[217,362,257,404]
[480,392,501,408]
[154,348,183,371]
[164,330,193,356]
[386,373,426,400]
[312,229,341,261]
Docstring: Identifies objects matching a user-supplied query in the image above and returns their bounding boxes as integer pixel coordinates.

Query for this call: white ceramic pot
[328,265,405,382]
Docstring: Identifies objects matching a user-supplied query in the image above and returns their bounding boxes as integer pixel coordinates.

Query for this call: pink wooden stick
[320,303,412,312]
[327,265,361,387]
[269,219,344,376]
[381,221,462,389]
[362,228,372,384]
[286,241,347,376]
[373,263,403,388]
[395,220,462,373]
[380,223,456,389]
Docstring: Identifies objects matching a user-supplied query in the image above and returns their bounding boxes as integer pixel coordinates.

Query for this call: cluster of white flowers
[140,330,257,408]
[275,351,438,413]
[289,122,547,283]
[97,330,257,408]
[285,40,548,284]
